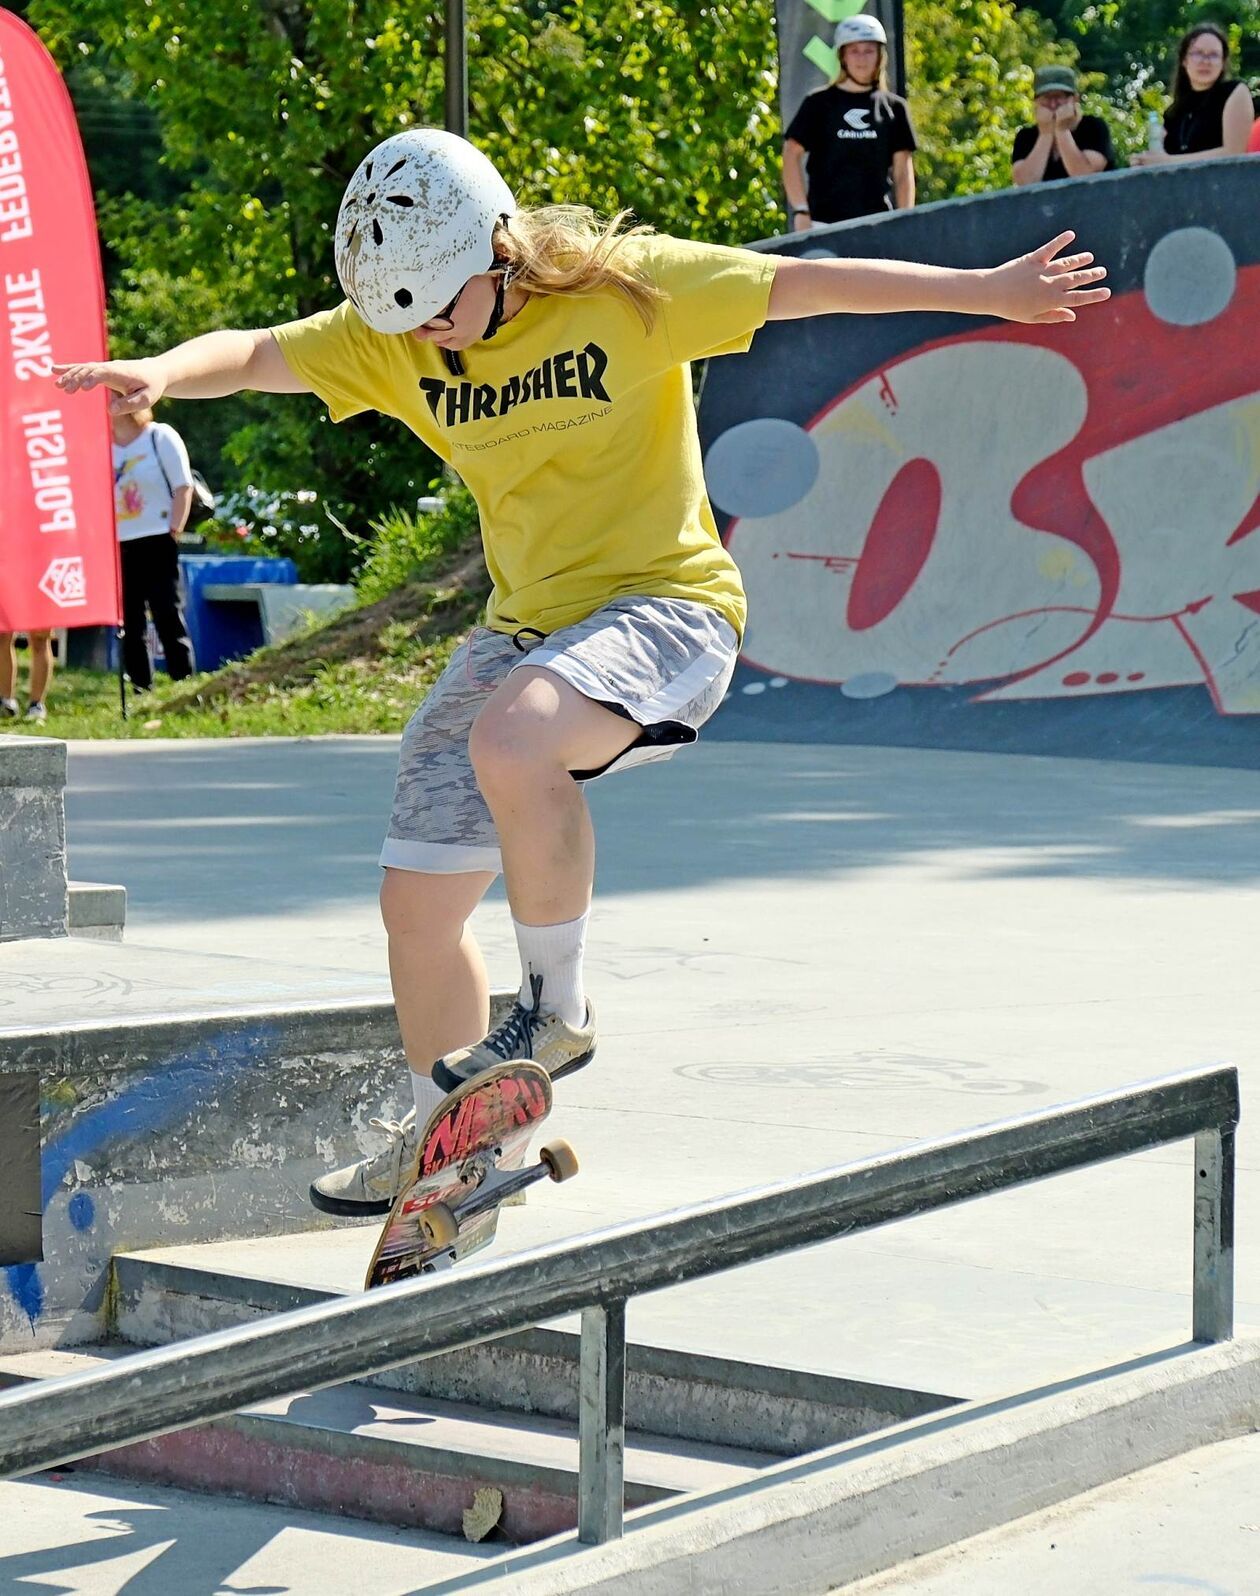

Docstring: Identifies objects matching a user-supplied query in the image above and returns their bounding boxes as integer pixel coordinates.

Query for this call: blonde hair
[492,206,665,331]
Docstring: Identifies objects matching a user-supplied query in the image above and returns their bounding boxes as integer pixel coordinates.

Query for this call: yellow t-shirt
[272,235,778,637]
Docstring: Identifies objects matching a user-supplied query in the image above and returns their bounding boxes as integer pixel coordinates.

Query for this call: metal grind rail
[0,1064,1238,1544]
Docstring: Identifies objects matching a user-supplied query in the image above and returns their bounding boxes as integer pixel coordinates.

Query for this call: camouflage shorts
[379,595,739,875]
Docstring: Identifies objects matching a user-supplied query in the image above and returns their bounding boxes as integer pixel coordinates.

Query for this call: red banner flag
[0,10,117,633]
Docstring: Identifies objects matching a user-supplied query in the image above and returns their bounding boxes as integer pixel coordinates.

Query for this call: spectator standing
[1012,65,1116,184]
[1133,23,1254,167]
[0,630,54,723]
[783,14,916,233]
[111,408,197,690]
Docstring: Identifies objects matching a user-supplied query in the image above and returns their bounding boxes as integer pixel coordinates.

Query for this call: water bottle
[1146,111,1164,152]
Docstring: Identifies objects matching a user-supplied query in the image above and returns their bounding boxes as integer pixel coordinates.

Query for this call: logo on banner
[37,556,87,608]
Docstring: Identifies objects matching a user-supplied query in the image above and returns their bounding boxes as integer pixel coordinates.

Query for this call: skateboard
[365,1060,578,1289]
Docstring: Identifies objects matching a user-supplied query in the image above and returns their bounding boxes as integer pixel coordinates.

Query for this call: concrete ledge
[429,1335,1260,1595]
[0,734,67,942]
[0,1002,406,1351]
[66,881,127,942]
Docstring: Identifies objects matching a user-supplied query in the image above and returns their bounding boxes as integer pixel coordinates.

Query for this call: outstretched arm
[54,328,309,415]
[766,230,1109,326]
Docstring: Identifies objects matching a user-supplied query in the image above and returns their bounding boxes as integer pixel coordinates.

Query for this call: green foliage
[1019,1,1259,102]
[27,0,781,580]
[905,0,1068,200]
[354,486,482,606]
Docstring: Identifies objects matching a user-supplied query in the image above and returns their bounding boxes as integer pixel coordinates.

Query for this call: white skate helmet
[335,129,516,334]
[834,14,888,48]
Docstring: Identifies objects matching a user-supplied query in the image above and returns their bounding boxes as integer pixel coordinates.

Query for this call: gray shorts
[380,595,739,875]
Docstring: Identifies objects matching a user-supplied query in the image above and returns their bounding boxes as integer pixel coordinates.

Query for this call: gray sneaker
[432,974,597,1093]
[25,701,47,724]
[309,989,519,1217]
[0,698,17,719]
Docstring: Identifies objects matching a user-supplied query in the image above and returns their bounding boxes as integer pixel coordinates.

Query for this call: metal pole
[578,1300,627,1543]
[0,1065,1238,1480]
[444,0,468,138]
[1192,1125,1235,1342]
[891,0,906,99]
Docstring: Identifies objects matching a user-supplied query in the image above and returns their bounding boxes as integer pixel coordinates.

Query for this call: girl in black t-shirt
[783,13,917,232]
[1133,23,1254,167]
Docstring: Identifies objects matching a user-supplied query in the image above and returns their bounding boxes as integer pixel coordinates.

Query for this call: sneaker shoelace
[367,1112,415,1177]
[480,973,545,1063]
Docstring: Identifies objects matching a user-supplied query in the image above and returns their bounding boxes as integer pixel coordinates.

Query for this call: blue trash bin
[179,555,298,672]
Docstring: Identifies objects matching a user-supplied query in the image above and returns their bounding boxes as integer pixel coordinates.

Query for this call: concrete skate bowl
[699,159,1260,768]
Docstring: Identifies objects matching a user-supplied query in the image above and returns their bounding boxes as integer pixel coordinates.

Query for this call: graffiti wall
[699,159,1260,765]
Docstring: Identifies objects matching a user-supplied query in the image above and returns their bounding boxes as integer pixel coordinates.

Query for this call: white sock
[514,911,588,1027]
[411,1068,445,1127]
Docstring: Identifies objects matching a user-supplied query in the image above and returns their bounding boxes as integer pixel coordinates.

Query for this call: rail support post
[1192,1125,1235,1343]
[578,1298,627,1543]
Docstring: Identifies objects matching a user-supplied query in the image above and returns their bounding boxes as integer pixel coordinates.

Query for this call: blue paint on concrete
[3,1024,279,1324]
[5,1264,44,1327]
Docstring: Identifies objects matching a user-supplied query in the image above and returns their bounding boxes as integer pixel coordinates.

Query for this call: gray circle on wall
[1144,227,1237,326]
[705,419,820,518]
[840,671,899,699]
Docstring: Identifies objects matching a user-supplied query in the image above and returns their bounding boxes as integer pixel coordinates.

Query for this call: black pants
[120,534,195,690]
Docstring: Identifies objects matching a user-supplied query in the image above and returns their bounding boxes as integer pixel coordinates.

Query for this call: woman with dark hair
[783,13,916,231]
[1133,22,1254,166]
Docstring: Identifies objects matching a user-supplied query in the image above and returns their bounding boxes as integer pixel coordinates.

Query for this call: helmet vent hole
[394,288,413,309]
[363,161,373,179]
[371,219,384,246]
[366,192,376,205]
[387,194,414,207]
[386,158,407,178]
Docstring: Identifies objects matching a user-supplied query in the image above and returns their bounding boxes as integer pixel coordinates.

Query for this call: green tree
[27,0,781,576]
[905,0,1072,200]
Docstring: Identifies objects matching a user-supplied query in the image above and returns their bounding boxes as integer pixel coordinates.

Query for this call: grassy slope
[5,542,489,741]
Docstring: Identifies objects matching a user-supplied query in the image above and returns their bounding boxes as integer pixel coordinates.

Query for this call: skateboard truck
[419,1138,579,1249]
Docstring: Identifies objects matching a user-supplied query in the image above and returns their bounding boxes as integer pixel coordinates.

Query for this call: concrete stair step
[0,1467,499,1593]
[112,1233,959,1458]
[0,1346,773,1545]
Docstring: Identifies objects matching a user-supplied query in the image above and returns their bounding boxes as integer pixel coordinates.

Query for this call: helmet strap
[439,255,516,379]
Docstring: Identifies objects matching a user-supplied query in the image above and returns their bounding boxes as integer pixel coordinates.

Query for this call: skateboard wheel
[540,1139,579,1183]
[420,1202,459,1248]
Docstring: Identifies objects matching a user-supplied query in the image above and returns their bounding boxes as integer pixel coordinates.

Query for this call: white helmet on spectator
[834,14,888,48]
[335,129,516,334]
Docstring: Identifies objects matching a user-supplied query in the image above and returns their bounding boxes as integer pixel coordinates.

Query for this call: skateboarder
[55,130,1109,1216]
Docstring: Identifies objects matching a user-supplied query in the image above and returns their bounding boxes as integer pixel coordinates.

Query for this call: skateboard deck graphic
[365,1061,576,1289]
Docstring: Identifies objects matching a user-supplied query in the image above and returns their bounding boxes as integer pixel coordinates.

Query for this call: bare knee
[468,684,559,798]
[379,867,491,944]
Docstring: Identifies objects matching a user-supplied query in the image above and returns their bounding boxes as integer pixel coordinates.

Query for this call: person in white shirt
[111,407,197,689]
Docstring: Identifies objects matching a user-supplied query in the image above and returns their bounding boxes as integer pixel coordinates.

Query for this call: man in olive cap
[1012,64,1116,184]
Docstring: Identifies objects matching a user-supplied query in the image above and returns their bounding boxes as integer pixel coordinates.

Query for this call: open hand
[984,231,1110,325]
[52,358,167,413]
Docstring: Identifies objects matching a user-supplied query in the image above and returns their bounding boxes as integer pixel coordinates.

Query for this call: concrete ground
[7,731,1260,1587]
[43,733,1260,1395]
[0,1470,496,1593]
[843,1429,1260,1595]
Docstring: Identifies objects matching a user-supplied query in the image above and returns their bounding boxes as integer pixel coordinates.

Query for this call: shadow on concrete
[62,735,1260,931]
